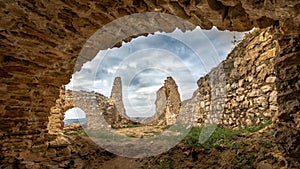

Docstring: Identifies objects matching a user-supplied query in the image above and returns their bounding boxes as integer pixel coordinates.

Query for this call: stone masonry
[143,77,181,126]
[48,77,130,133]
[49,89,109,131]
[152,28,279,129]
[180,27,279,128]
[110,77,127,118]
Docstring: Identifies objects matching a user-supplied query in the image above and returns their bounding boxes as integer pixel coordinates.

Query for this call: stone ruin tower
[110,77,128,118]
[144,77,181,126]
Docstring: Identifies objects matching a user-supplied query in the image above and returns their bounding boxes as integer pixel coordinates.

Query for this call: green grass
[232,153,256,169]
[63,128,130,141]
[63,129,87,136]
[182,120,272,149]
[242,120,272,132]
[183,125,243,149]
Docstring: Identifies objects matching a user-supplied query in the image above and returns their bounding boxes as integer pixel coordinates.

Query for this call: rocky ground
[138,127,287,169]
[62,121,290,169]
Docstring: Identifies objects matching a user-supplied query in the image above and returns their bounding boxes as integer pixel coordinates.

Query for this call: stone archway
[0,0,299,167]
[47,86,110,134]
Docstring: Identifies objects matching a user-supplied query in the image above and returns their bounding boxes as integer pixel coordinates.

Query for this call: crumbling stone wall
[49,88,131,132]
[50,89,109,131]
[221,28,278,127]
[104,77,132,128]
[49,77,130,132]
[0,0,299,167]
[181,27,300,166]
[48,86,68,134]
[274,33,300,165]
[110,77,127,118]
[181,27,279,128]
[143,77,181,126]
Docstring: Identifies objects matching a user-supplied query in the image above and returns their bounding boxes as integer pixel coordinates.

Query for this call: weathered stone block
[266,76,276,83]
[261,85,272,93]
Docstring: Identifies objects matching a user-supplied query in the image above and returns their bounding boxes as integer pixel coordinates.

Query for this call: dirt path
[115,125,164,138]
[99,156,142,169]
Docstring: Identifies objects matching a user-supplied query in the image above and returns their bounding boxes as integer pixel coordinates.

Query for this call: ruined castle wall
[274,34,300,164]
[184,28,278,128]
[48,89,110,133]
[110,77,127,118]
[48,85,132,133]
[0,0,299,167]
[143,77,181,126]
[48,86,67,134]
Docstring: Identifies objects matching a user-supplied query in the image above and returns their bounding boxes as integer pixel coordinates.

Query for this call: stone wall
[274,33,300,165]
[0,0,299,167]
[50,89,109,131]
[48,86,68,134]
[48,87,131,133]
[48,76,132,132]
[143,77,181,126]
[180,27,278,128]
[110,77,127,118]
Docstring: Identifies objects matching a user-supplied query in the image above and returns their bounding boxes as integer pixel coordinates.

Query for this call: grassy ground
[182,120,272,149]
[63,120,287,168]
[139,120,287,169]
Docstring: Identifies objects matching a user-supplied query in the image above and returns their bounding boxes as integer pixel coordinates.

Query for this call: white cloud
[64,107,86,119]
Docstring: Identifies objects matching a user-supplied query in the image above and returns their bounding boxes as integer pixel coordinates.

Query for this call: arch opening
[53,26,285,159]
[63,107,87,126]
[63,26,246,124]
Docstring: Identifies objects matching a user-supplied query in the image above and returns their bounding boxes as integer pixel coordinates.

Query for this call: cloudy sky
[65,26,246,119]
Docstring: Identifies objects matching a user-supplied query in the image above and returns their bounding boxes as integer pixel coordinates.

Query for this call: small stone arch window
[63,107,87,126]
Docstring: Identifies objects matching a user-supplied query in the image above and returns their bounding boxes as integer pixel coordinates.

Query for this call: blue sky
[65,26,246,119]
